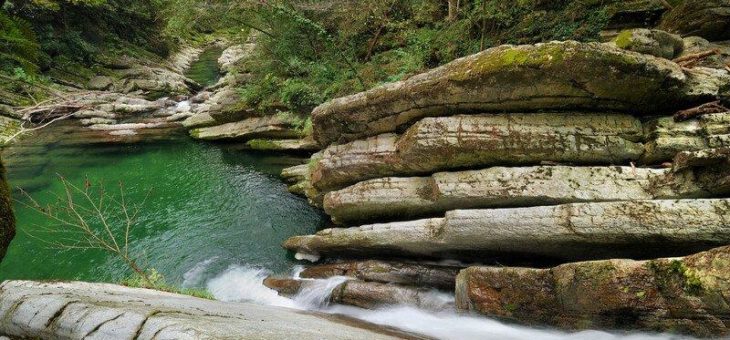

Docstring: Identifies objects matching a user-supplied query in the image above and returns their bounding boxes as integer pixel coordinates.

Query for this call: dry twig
[674,101,729,122]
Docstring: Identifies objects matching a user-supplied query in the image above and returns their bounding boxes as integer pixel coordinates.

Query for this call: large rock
[311,41,724,146]
[189,116,301,141]
[298,260,460,290]
[284,199,730,263]
[263,278,452,311]
[311,113,644,193]
[455,245,730,337]
[324,164,722,225]
[0,158,15,260]
[660,0,730,41]
[0,280,417,340]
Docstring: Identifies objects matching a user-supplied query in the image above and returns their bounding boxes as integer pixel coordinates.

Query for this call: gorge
[1,0,730,339]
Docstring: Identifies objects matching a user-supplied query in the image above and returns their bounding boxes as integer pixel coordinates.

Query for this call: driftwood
[674,101,729,122]
[673,49,720,68]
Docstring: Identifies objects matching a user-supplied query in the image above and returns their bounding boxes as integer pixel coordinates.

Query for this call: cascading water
[205,266,692,340]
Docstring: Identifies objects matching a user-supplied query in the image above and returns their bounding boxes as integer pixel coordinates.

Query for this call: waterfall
[292,276,350,309]
[205,266,691,340]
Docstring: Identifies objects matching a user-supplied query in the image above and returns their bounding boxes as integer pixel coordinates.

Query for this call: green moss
[121,269,215,300]
[246,139,281,150]
[614,30,634,49]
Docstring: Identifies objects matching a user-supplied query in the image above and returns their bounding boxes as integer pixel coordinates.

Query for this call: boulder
[455,245,730,337]
[660,0,730,41]
[189,116,301,141]
[298,260,461,290]
[324,165,715,225]
[311,41,724,146]
[613,29,683,59]
[284,199,730,263]
[311,113,644,193]
[0,281,415,340]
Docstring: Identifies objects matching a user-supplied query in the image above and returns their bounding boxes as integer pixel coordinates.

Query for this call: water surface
[0,136,323,285]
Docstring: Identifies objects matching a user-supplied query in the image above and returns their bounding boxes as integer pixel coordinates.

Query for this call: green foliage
[0,12,41,73]
[122,268,215,299]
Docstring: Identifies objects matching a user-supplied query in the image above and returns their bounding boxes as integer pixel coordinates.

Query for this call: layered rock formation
[0,280,417,339]
[276,36,730,337]
[311,41,724,146]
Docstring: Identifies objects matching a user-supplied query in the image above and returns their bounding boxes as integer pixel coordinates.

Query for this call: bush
[279,78,323,113]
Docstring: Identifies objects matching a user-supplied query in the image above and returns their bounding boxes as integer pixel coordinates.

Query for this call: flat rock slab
[456,245,730,337]
[323,165,714,225]
[285,199,730,263]
[312,41,724,146]
[189,116,301,141]
[0,280,418,340]
[311,113,645,193]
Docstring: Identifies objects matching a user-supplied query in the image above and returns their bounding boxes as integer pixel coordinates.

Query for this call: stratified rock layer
[324,165,716,225]
[312,41,722,146]
[0,281,416,340]
[455,245,730,337]
[284,199,730,262]
[311,113,644,193]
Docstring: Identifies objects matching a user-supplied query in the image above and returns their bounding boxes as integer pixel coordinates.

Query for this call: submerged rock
[284,199,730,263]
[312,41,724,146]
[324,164,722,225]
[0,281,416,339]
[455,245,730,337]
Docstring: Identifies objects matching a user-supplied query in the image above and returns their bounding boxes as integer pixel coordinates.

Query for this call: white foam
[206,265,298,309]
[294,252,320,262]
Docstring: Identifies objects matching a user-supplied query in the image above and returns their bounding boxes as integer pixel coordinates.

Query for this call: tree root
[674,101,729,122]
[673,49,720,68]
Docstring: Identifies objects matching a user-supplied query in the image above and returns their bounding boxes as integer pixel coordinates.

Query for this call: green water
[0,138,323,286]
[186,47,223,87]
